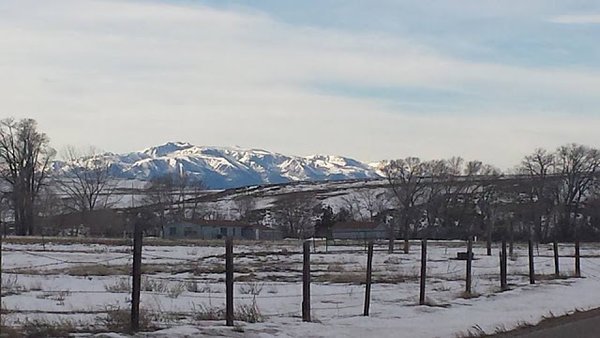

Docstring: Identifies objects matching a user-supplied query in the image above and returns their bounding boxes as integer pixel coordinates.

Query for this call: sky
[1,0,599,168]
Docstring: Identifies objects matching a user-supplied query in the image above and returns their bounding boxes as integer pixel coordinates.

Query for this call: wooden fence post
[131,221,142,333]
[553,241,560,277]
[388,226,394,254]
[302,241,311,322]
[225,237,234,326]
[419,239,427,305]
[466,238,472,295]
[0,229,3,300]
[486,223,492,256]
[575,240,581,278]
[500,239,507,291]
[509,220,514,257]
[363,241,374,316]
[528,239,535,285]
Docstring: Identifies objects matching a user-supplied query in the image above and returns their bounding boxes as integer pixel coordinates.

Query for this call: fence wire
[2,239,599,330]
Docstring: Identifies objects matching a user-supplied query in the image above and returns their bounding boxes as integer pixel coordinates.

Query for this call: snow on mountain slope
[59,142,382,189]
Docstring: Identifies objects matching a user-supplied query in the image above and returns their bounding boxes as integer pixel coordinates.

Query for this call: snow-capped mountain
[57,142,382,189]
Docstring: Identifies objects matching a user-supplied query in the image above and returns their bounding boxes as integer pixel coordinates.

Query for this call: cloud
[0,0,598,169]
[549,14,600,24]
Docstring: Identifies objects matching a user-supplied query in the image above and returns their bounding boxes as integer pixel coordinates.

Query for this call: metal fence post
[419,239,427,305]
[131,221,142,332]
[575,240,581,278]
[528,239,535,284]
[225,237,234,326]
[466,238,472,294]
[500,239,507,291]
[363,241,374,316]
[553,240,560,277]
[302,241,311,322]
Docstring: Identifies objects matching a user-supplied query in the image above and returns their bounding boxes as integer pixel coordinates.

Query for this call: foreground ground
[2,237,600,337]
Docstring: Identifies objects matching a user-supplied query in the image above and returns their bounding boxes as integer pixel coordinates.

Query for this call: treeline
[379,145,600,244]
[1,117,599,244]
[268,145,600,246]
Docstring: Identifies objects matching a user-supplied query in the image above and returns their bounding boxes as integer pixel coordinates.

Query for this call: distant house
[330,221,388,240]
[164,220,270,240]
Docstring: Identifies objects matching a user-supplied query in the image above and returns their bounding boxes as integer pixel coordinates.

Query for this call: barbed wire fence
[0,234,598,334]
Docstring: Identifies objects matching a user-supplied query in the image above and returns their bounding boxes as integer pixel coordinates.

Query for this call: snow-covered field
[2,239,600,337]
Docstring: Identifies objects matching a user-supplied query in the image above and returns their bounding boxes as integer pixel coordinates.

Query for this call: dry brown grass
[314,270,420,284]
[534,273,573,281]
[15,262,182,277]
[2,235,277,247]
[0,324,22,338]
[376,272,419,283]
[62,264,131,276]
[104,278,131,292]
[100,306,155,333]
[459,291,481,299]
[1,275,25,296]
[21,318,76,338]
[235,273,258,282]
[314,272,365,284]
[192,301,263,323]
[238,282,264,296]
[326,263,346,272]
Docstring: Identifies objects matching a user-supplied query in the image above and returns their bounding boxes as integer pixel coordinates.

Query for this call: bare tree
[425,157,466,238]
[420,159,453,238]
[383,157,428,253]
[187,180,206,221]
[142,172,205,236]
[340,194,361,221]
[0,191,10,236]
[233,195,256,222]
[57,146,117,213]
[518,148,559,242]
[581,188,600,239]
[476,165,502,255]
[0,118,55,235]
[272,193,320,239]
[340,189,388,221]
[453,161,488,237]
[142,174,180,236]
[351,189,389,221]
[34,186,64,236]
[554,143,600,240]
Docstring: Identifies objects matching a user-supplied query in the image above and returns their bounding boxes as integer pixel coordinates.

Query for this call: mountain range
[55,142,383,189]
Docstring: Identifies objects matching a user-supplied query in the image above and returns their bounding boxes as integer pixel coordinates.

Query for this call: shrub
[236,300,263,323]
[100,306,154,333]
[1,275,24,296]
[238,282,264,296]
[104,278,131,293]
[185,280,200,293]
[192,304,224,321]
[192,301,263,323]
[167,282,186,298]
[141,277,169,293]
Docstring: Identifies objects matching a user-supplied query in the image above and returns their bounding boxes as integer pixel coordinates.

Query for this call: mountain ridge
[57,142,384,189]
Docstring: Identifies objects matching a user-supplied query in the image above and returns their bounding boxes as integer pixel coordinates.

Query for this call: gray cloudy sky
[1,0,599,168]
